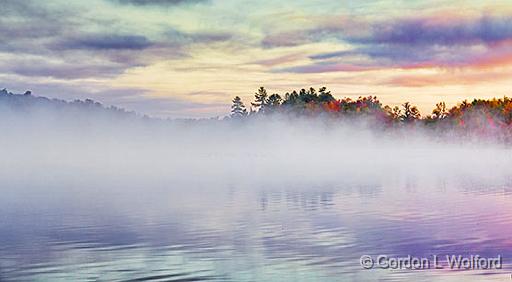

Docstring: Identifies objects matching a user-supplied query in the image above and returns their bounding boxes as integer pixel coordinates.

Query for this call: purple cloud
[263,15,512,50]
[62,35,153,50]
[0,58,133,79]
[164,28,232,45]
[350,16,512,46]
[275,63,379,73]
[277,15,512,73]
[112,0,208,6]
[0,0,232,81]
[261,32,310,48]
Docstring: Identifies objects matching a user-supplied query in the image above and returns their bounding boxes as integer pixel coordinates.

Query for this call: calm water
[1,171,512,281]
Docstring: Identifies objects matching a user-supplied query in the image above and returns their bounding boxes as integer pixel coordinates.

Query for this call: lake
[1,162,511,281]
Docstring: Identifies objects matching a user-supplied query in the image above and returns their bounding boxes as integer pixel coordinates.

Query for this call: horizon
[5,87,512,122]
[2,1,512,118]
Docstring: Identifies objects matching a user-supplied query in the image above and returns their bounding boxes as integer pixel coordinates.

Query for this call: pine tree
[231,96,247,118]
[267,93,282,107]
[318,87,334,103]
[251,87,268,112]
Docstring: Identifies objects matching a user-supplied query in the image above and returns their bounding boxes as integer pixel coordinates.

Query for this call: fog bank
[1,106,510,190]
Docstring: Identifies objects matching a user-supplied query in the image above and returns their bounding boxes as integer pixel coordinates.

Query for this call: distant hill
[0,89,224,133]
[0,89,142,121]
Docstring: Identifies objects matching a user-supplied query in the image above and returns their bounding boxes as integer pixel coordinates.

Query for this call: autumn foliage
[231,87,512,142]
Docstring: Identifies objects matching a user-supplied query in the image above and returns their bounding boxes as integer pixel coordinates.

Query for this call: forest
[231,87,512,141]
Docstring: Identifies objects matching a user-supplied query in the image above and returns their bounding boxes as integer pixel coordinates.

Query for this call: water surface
[1,167,512,281]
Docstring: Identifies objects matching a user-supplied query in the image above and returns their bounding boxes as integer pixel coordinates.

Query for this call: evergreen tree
[298,88,318,103]
[231,96,247,118]
[318,87,335,103]
[251,87,268,112]
[283,90,299,106]
[267,93,282,107]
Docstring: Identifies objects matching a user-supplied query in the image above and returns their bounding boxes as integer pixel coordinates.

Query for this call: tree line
[231,86,512,140]
[3,87,512,141]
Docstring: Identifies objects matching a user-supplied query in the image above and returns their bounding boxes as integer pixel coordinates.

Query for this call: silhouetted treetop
[230,96,247,118]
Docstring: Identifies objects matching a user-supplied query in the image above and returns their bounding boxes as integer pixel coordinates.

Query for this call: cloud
[111,0,208,6]
[309,50,352,61]
[386,70,512,87]
[164,28,232,45]
[252,53,305,67]
[261,32,311,49]
[61,35,153,50]
[310,45,452,66]
[280,44,510,74]
[0,0,231,81]
[259,15,359,49]
[263,14,512,49]
[275,63,379,74]
[349,15,512,47]
[0,0,57,19]
[274,14,512,73]
[0,56,135,79]
[0,1,68,54]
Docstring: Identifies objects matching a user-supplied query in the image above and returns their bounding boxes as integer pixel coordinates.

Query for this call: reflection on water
[1,173,512,281]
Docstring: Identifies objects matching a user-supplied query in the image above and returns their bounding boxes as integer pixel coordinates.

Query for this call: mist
[2,94,512,281]
[1,99,510,188]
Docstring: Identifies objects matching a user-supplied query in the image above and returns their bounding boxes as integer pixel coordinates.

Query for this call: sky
[1,0,512,118]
